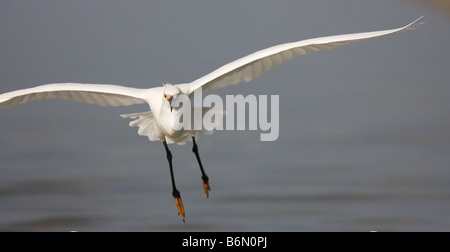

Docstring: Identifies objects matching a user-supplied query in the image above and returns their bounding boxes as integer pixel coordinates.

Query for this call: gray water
[1,1,450,231]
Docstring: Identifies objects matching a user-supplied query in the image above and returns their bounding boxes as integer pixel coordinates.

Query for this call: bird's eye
[164,94,167,99]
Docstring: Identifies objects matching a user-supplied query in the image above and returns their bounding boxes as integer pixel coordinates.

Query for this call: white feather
[185,16,423,94]
[0,83,147,108]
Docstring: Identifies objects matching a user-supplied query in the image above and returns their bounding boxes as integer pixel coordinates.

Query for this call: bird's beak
[168,97,174,112]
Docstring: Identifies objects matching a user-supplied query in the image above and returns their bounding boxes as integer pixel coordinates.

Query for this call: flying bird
[0,17,422,222]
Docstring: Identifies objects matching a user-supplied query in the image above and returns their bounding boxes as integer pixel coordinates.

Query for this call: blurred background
[0,0,449,231]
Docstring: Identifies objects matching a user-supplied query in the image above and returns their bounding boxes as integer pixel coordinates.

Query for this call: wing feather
[0,83,148,108]
[186,17,423,94]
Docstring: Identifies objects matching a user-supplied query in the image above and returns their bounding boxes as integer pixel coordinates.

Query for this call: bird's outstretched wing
[0,83,148,108]
[184,17,423,94]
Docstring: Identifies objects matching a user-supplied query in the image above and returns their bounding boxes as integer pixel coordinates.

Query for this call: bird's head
[163,84,181,112]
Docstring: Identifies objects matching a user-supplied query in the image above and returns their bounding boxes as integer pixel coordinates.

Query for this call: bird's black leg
[192,136,211,198]
[163,141,185,222]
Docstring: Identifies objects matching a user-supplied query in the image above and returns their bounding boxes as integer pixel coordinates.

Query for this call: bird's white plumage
[185,16,423,94]
[0,83,148,108]
[120,111,161,142]
[0,17,423,144]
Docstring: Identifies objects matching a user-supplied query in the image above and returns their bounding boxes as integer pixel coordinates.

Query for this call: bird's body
[146,85,186,143]
[154,85,193,143]
[0,17,422,222]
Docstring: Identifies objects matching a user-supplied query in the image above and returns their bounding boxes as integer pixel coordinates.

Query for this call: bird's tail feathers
[121,107,226,144]
[120,111,160,142]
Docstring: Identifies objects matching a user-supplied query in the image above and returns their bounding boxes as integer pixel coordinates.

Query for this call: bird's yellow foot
[173,196,185,223]
[202,179,211,198]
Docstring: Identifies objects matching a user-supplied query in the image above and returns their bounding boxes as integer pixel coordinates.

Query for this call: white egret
[0,17,422,222]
